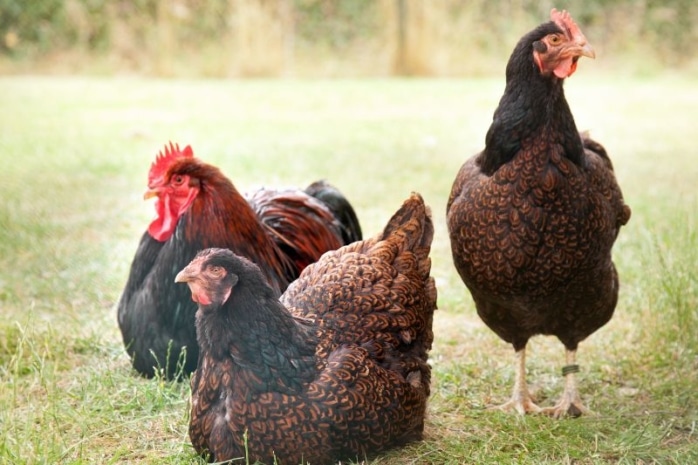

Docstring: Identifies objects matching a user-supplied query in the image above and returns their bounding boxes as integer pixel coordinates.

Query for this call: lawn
[0,74,696,464]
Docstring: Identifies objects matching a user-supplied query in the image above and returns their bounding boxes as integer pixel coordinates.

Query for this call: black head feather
[479,20,585,175]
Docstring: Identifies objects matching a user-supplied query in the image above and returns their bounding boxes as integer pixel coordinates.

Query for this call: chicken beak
[579,42,596,59]
[144,188,159,200]
[174,266,195,283]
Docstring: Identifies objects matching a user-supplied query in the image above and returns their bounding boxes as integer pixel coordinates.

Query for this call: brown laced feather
[187,193,436,464]
[446,11,630,353]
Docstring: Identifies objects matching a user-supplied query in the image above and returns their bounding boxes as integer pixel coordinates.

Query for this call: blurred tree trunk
[230,0,294,76]
[389,0,439,75]
[394,0,408,75]
[155,0,175,76]
[280,0,295,75]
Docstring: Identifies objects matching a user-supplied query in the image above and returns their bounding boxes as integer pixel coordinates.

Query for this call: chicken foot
[490,348,542,415]
[541,348,595,418]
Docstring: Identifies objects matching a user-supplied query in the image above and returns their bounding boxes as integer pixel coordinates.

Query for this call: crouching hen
[176,193,436,464]
[117,143,362,379]
[446,9,631,417]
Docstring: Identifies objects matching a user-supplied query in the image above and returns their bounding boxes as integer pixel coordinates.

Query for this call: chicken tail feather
[305,180,363,244]
[380,192,434,253]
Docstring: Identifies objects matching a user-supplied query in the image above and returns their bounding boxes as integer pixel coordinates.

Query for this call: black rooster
[447,9,631,417]
[117,143,362,379]
[176,193,436,464]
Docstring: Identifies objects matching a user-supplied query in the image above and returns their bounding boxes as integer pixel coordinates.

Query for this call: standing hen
[117,143,362,379]
[446,9,631,417]
[176,193,436,464]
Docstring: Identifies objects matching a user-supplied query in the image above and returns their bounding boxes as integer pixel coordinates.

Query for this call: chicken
[446,9,631,417]
[176,193,436,464]
[117,142,362,379]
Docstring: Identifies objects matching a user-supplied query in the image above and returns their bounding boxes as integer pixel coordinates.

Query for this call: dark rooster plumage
[176,193,436,464]
[446,9,631,417]
[117,143,362,379]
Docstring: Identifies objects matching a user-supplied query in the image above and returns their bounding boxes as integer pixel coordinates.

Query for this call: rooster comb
[550,8,582,40]
[148,142,194,185]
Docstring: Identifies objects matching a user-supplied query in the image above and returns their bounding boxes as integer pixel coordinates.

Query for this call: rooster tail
[305,180,363,244]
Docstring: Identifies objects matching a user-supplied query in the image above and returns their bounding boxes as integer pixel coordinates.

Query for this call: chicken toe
[491,390,542,415]
[541,390,593,418]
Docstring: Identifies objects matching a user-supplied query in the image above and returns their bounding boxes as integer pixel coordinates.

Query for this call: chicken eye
[172,175,185,186]
[548,34,563,45]
[208,266,224,277]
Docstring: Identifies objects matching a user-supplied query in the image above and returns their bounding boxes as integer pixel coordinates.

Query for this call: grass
[0,73,697,464]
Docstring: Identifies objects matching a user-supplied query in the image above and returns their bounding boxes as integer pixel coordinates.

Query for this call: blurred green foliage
[0,0,696,75]
[294,0,382,48]
[0,0,63,52]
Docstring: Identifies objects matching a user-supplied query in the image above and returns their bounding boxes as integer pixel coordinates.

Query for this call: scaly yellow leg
[490,348,542,415]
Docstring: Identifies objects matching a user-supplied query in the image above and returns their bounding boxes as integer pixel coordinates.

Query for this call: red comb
[148,142,194,185]
[550,8,582,40]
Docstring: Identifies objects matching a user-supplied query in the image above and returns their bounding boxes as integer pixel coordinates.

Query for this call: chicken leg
[491,348,542,415]
[541,348,594,418]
